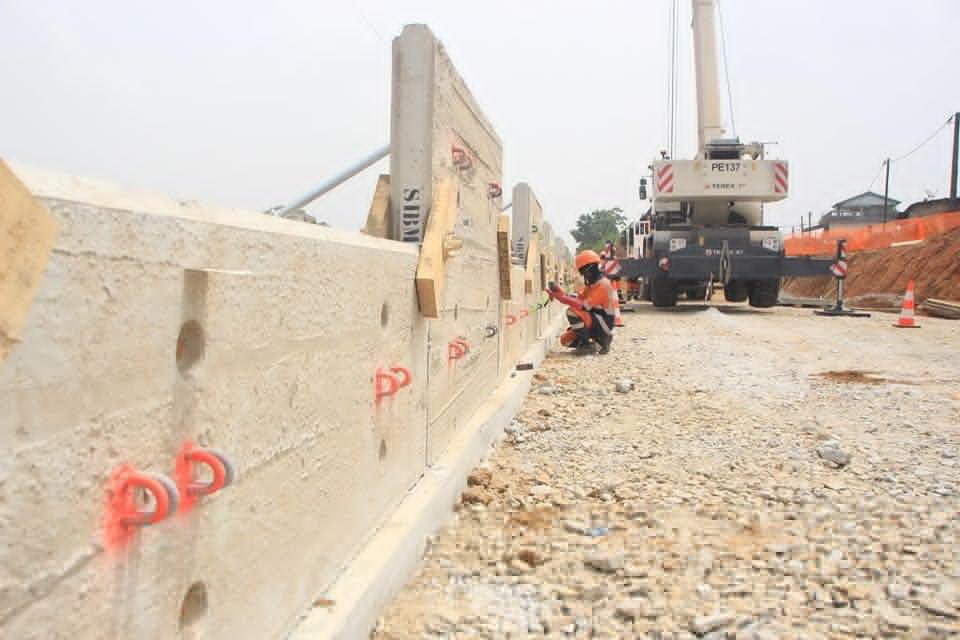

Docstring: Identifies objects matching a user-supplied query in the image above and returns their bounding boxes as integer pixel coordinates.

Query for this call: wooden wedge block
[415,176,457,318]
[0,160,58,362]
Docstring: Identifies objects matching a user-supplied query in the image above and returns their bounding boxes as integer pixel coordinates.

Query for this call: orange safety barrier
[785,210,960,256]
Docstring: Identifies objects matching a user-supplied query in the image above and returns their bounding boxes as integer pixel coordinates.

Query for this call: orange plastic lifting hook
[506,314,518,326]
[108,464,180,528]
[448,340,468,361]
[375,367,399,401]
[519,309,530,319]
[451,145,473,170]
[174,443,234,513]
[488,182,503,198]
[390,365,412,389]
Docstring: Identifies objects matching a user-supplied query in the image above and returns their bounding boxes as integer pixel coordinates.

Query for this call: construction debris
[923,298,960,319]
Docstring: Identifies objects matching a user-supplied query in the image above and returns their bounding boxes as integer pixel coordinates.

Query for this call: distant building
[901,197,959,219]
[818,191,901,227]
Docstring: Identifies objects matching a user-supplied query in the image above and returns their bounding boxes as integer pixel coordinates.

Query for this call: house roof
[833,191,901,209]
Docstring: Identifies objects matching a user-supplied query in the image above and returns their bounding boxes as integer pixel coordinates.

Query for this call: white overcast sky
[2,1,958,245]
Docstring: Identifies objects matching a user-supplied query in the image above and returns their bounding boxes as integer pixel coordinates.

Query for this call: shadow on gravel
[623,303,774,316]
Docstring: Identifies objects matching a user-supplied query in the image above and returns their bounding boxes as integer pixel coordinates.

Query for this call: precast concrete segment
[0,25,565,640]
[511,182,543,262]
[288,314,564,640]
[0,163,427,640]
[386,24,506,466]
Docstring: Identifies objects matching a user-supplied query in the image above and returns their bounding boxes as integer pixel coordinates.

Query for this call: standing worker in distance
[547,250,618,354]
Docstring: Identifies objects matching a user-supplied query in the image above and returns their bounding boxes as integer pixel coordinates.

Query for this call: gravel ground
[373,302,960,639]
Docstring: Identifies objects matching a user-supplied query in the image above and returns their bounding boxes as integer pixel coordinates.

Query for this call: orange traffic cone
[893,280,920,328]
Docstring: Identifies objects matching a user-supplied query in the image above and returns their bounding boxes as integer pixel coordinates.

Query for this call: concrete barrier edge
[289,313,564,640]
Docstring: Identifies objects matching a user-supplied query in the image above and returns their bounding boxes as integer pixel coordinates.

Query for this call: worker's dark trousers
[566,309,614,347]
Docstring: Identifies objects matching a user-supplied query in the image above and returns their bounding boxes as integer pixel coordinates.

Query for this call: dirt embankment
[784,226,960,301]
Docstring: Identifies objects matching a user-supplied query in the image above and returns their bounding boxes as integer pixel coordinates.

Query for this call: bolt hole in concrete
[179,581,208,637]
[379,439,387,461]
[380,302,389,328]
[176,321,205,373]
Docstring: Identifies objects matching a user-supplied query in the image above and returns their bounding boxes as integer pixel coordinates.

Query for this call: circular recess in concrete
[176,321,206,373]
[379,439,387,461]
[380,302,389,328]
[179,581,208,636]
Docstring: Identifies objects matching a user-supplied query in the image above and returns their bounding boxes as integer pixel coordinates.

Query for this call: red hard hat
[575,250,602,271]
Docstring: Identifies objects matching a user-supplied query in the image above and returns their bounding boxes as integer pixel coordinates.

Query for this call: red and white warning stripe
[830,242,848,279]
[603,259,621,278]
[656,163,674,193]
[773,162,788,194]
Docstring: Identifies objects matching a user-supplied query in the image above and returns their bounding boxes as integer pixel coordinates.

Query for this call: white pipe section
[274,144,390,217]
[692,0,726,153]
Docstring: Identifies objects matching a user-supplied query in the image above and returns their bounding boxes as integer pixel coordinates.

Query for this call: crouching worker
[546,250,618,354]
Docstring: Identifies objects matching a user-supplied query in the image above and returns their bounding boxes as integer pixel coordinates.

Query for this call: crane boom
[692,0,726,153]
[617,0,834,308]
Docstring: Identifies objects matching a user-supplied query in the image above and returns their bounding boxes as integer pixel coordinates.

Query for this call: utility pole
[882,158,891,226]
[951,112,959,203]
[807,211,812,231]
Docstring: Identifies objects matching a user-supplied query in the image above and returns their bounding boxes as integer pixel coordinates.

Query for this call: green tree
[570,207,626,252]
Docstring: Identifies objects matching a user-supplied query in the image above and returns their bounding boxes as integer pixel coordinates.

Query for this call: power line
[891,115,953,163]
[348,0,387,43]
[716,0,736,138]
[665,0,679,157]
[865,161,885,193]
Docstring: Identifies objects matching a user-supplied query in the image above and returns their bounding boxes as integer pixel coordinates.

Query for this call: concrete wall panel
[0,24,567,640]
[0,166,427,640]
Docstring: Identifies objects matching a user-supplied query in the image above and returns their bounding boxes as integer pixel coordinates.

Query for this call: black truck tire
[651,274,678,307]
[749,279,780,308]
[723,279,749,303]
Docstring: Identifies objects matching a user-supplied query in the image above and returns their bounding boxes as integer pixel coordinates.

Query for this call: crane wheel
[748,279,780,308]
[651,273,678,308]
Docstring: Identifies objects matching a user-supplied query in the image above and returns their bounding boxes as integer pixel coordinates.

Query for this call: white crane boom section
[692,0,726,154]
[650,0,788,222]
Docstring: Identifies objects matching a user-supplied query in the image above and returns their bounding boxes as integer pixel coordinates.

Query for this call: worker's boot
[596,332,613,355]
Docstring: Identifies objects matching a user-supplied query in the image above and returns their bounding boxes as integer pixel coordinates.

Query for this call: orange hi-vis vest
[578,277,618,316]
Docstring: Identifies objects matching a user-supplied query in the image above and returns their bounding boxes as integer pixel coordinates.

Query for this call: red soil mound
[783,226,960,301]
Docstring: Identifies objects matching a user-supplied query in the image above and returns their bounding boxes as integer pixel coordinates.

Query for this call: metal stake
[273,144,390,217]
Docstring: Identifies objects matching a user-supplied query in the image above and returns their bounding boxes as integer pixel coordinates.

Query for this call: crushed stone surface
[373,303,960,639]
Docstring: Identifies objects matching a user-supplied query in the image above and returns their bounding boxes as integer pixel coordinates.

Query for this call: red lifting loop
[519,309,529,319]
[390,365,412,388]
[182,448,228,497]
[506,314,518,326]
[451,145,474,170]
[118,469,175,526]
[448,342,466,361]
[375,367,399,400]
[488,182,502,198]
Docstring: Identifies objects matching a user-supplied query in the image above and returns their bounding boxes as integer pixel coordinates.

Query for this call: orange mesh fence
[785,210,960,256]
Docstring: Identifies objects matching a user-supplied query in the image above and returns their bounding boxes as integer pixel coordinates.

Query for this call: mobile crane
[621,0,830,307]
